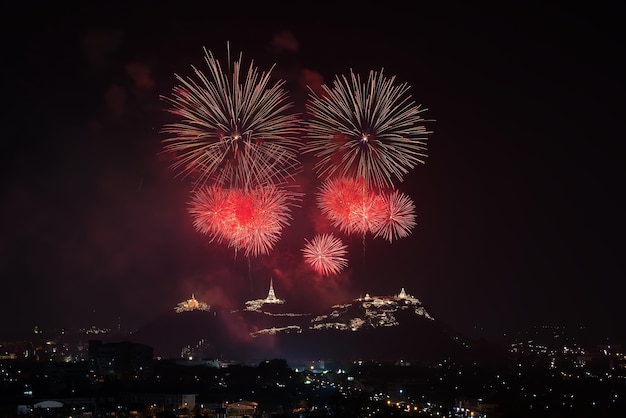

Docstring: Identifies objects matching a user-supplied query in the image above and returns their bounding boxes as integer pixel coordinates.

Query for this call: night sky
[2,2,623,343]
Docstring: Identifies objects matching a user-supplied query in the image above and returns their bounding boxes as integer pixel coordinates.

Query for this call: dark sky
[2,2,623,343]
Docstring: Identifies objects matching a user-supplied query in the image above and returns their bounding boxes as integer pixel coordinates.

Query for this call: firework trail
[372,190,417,243]
[302,69,431,191]
[189,185,297,257]
[161,45,303,191]
[302,233,348,276]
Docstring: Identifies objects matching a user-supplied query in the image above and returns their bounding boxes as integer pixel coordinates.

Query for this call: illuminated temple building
[175,294,210,313]
[310,287,434,331]
[244,278,285,312]
[243,278,310,337]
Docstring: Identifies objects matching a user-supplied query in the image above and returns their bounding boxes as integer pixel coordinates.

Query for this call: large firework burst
[302,69,431,190]
[161,45,303,190]
[189,184,296,257]
[302,234,348,276]
[316,176,386,236]
[316,176,417,242]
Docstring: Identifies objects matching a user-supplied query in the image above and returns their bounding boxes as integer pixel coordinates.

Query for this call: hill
[122,289,507,366]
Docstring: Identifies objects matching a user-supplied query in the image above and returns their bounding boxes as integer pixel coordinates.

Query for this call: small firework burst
[161,44,303,190]
[302,69,431,190]
[302,233,348,276]
[373,190,417,243]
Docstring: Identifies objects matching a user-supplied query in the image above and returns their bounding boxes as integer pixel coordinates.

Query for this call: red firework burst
[189,185,295,256]
[188,185,231,239]
[316,177,386,235]
[372,190,417,243]
[302,233,348,276]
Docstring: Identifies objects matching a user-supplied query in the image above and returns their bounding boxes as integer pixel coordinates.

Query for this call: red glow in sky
[2,3,622,344]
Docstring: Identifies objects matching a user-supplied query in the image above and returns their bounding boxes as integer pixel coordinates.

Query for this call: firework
[302,69,430,190]
[189,184,296,256]
[230,185,297,256]
[372,190,417,243]
[302,233,348,276]
[161,45,303,190]
[316,176,386,235]
[188,185,231,239]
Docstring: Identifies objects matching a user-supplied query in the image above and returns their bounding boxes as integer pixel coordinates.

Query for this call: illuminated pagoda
[243,279,310,337]
[395,287,422,304]
[175,293,210,313]
[244,278,285,312]
[265,278,282,304]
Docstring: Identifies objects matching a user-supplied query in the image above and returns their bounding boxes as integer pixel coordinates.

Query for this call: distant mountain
[120,288,507,366]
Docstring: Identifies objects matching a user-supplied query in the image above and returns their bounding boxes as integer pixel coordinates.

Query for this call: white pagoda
[264,278,283,304]
[244,278,285,311]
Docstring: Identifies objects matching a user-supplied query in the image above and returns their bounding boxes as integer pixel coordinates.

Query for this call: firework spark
[373,190,417,243]
[189,185,296,257]
[302,69,431,190]
[161,45,303,190]
[302,233,348,276]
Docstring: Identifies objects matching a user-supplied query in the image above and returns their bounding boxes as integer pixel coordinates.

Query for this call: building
[88,340,153,383]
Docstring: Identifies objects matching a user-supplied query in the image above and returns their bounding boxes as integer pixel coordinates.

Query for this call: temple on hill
[357,288,424,308]
[175,293,210,313]
[264,278,283,304]
[395,287,422,304]
[245,278,285,311]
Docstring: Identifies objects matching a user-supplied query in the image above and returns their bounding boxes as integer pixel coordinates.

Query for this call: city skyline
[1,2,623,344]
